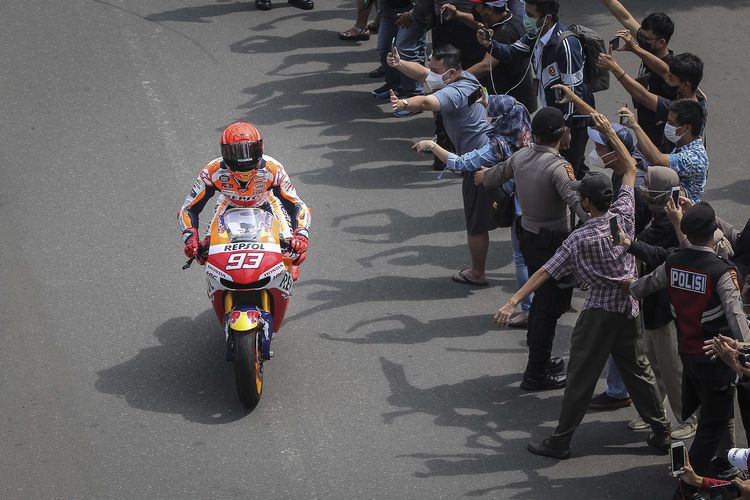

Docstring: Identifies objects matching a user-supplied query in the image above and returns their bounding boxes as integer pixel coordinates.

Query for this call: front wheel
[232,328,263,410]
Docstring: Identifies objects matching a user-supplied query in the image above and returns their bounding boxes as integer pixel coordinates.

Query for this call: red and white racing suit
[178,155,310,243]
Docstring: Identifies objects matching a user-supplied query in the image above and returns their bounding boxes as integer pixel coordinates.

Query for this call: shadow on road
[703,179,750,206]
[95,310,248,424]
[319,313,522,345]
[288,275,479,320]
[379,356,675,498]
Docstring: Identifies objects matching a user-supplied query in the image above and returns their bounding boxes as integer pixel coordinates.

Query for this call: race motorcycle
[183,207,296,410]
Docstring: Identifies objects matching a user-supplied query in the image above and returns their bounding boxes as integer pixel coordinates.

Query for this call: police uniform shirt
[481,144,589,234]
[630,245,750,347]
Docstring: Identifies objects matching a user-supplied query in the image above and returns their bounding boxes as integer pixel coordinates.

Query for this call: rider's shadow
[95,310,248,424]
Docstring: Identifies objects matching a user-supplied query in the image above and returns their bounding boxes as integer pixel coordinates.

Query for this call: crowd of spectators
[329,0,750,496]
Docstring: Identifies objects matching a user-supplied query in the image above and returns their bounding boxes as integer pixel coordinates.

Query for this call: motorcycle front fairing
[205,208,293,336]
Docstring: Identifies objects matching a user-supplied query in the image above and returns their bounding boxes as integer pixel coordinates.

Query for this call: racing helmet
[220,122,263,173]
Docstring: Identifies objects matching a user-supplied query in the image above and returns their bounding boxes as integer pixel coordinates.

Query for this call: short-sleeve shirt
[667,138,709,203]
[543,185,640,317]
[434,72,492,154]
[655,91,709,144]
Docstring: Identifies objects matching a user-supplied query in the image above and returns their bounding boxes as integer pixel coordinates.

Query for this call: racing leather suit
[178,155,310,244]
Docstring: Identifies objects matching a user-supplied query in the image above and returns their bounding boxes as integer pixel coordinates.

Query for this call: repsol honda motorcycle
[183,208,295,410]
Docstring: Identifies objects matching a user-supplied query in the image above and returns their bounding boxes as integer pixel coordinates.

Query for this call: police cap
[680,201,717,236]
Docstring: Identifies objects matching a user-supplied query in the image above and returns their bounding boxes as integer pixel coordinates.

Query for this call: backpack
[557,25,610,93]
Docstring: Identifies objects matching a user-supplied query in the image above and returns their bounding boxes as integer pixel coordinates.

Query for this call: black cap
[680,201,717,236]
[531,107,565,136]
[571,171,614,203]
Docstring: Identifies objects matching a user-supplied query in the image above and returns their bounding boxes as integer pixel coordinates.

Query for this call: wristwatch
[401,98,408,109]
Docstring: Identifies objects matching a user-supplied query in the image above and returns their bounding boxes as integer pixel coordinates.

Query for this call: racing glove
[183,228,199,259]
[290,228,309,255]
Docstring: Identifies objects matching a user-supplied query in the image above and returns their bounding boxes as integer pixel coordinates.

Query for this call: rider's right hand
[183,228,199,259]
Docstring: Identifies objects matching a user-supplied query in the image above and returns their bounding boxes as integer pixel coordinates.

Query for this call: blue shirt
[668,138,708,203]
[434,72,491,155]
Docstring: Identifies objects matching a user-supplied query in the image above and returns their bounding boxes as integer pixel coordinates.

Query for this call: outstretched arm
[600,0,641,35]
[495,268,551,325]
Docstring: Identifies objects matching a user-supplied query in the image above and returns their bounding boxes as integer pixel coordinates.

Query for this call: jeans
[606,355,630,399]
[511,217,531,312]
[376,4,426,96]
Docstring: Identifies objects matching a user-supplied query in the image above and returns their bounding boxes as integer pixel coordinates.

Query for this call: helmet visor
[221,141,262,171]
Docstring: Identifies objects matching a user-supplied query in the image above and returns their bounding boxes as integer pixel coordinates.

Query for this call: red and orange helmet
[220,122,263,172]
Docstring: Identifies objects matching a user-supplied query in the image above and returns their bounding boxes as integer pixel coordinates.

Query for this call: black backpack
[557,25,610,93]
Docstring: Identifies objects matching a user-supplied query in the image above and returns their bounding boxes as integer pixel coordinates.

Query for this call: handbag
[489,185,515,228]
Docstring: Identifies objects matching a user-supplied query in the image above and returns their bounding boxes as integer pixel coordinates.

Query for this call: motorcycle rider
[178,122,311,272]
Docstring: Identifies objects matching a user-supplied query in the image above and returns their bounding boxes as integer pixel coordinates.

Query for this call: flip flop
[451,269,488,287]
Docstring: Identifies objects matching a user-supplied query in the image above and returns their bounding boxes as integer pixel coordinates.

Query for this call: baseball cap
[587,124,635,154]
[531,107,565,136]
[680,201,717,236]
[468,0,508,7]
[571,171,614,203]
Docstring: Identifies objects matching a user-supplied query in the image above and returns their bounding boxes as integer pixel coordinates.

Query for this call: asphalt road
[1,0,749,498]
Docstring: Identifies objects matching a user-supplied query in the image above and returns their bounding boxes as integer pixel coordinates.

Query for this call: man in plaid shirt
[496,112,671,459]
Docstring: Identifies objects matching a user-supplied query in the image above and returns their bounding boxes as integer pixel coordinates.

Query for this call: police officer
[630,202,750,477]
[476,106,589,390]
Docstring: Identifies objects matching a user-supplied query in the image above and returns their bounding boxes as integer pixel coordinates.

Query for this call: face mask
[664,123,685,143]
[426,70,450,91]
[523,14,537,34]
[636,30,657,54]
[588,149,616,169]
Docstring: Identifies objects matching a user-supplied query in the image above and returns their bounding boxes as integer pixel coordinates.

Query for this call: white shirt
[533,23,556,107]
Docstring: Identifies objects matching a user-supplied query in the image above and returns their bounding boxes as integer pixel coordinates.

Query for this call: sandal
[367,21,378,34]
[338,27,370,41]
[451,269,489,287]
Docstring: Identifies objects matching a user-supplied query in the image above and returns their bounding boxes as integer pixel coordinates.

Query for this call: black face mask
[637,29,658,54]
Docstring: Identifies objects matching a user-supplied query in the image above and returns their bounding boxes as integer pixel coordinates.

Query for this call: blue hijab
[486,95,532,162]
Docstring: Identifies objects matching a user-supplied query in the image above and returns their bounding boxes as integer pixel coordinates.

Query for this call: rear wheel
[232,327,263,410]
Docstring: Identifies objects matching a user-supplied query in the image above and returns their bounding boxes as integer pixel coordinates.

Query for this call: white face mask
[664,123,685,143]
[426,70,450,91]
[588,149,616,169]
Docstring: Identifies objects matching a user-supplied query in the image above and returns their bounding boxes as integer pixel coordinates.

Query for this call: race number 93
[225,252,263,270]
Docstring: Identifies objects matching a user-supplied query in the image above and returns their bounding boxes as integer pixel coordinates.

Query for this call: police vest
[665,248,735,354]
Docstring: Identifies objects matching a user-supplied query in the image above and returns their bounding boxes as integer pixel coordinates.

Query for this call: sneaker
[628,417,650,431]
[588,391,632,411]
[670,421,697,440]
[393,108,422,118]
[508,311,529,328]
[372,84,393,100]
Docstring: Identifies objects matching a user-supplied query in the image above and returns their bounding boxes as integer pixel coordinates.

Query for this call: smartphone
[671,186,681,205]
[619,104,629,125]
[609,217,620,244]
[478,27,492,42]
[391,36,397,53]
[440,8,449,24]
[554,86,564,103]
[671,441,686,477]
[570,114,594,127]
[609,36,621,51]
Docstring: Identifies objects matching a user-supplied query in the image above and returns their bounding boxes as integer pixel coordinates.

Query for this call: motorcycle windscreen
[222,208,274,242]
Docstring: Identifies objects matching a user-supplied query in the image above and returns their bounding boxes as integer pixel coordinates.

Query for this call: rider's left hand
[290,228,309,256]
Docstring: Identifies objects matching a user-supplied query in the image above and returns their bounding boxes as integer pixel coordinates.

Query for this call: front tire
[233,328,263,410]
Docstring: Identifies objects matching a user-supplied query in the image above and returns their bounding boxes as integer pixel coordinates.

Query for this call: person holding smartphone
[371,0,427,116]
[494,111,672,459]
[628,202,750,476]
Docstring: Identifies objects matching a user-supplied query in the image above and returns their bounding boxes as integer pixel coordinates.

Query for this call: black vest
[665,248,735,354]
